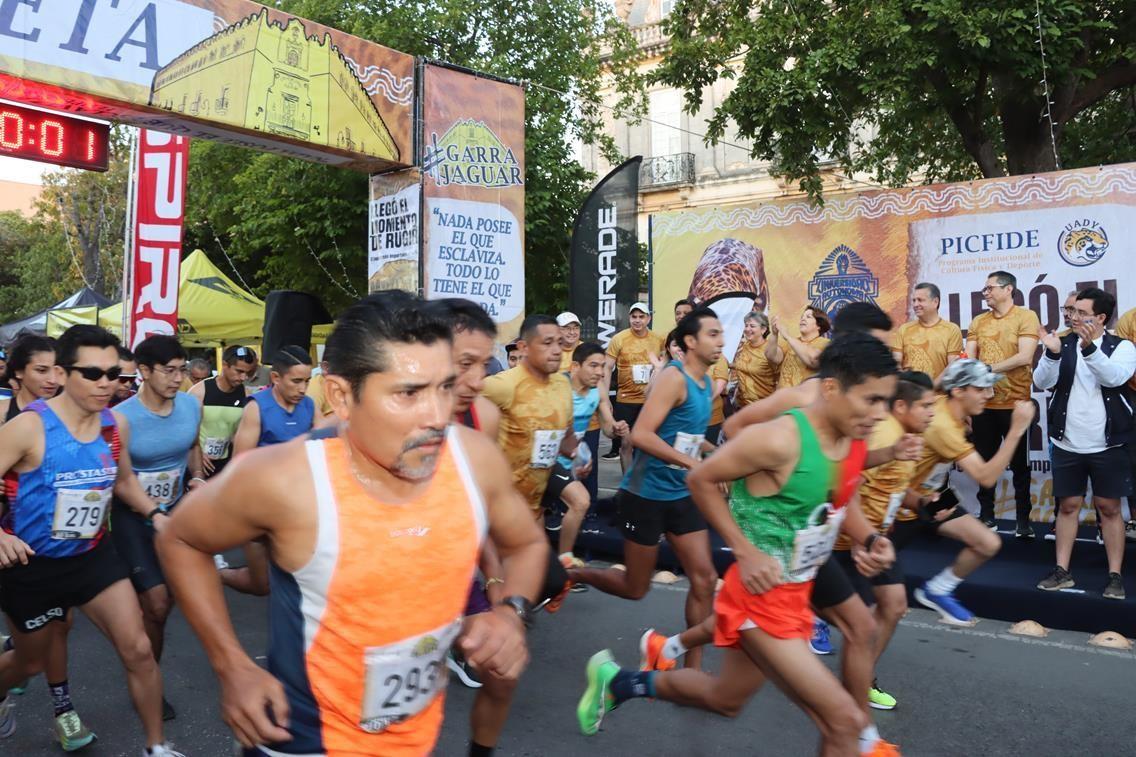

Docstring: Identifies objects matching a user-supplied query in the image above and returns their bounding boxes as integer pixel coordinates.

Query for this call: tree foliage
[655,0,1136,196]
[182,0,643,314]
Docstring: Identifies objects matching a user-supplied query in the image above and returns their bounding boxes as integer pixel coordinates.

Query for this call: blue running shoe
[809,619,833,655]
[914,584,976,626]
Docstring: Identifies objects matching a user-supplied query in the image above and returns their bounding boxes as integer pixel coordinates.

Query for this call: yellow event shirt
[733,340,777,407]
[306,373,334,416]
[483,366,572,513]
[899,396,974,522]
[559,346,578,372]
[606,329,665,404]
[966,306,1040,409]
[1113,307,1136,391]
[708,356,730,427]
[836,415,914,549]
[776,336,829,390]
[892,319,963,380]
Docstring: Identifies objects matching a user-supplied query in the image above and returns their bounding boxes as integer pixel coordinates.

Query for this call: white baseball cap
[556,311,581,327]
[630,301,651,314]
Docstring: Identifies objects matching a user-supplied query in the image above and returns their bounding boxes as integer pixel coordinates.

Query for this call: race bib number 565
[530,430,566,469]
[360,619,461,733]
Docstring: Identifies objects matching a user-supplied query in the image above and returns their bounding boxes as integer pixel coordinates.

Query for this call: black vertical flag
[569,156,642,346]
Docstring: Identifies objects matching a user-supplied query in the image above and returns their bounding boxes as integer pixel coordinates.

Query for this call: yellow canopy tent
[46,250,334,348]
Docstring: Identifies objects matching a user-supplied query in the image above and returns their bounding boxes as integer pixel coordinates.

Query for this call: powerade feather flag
[569,157,642,346]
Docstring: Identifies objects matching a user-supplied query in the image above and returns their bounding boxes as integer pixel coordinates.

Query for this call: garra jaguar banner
[420,63,525,340]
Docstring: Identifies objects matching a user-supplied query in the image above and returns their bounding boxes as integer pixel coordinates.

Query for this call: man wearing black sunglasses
[0,325,182,756]
[111,346,139,407]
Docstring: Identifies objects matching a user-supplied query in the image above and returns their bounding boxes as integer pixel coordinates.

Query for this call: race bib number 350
[52,488,112,540]
[203,437,230,459]
[360,619,460,733]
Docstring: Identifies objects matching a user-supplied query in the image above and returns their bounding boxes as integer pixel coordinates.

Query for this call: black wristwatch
[498,596,535,630]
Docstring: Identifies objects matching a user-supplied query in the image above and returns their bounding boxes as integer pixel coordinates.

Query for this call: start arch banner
[650,163,1136,522]
[0,0,414,170]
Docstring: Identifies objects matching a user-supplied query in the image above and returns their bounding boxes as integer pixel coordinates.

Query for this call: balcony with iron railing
[640,152,695,190]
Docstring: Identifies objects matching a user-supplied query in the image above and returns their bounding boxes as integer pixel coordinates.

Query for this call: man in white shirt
[1035,287,1135,600]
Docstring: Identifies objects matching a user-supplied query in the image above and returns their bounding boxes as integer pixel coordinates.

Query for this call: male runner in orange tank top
[158,291,548,756]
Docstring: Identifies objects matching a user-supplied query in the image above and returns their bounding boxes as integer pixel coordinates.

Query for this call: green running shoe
[576,650,619,736]
[868,680,897,711]
[54,710,96,752]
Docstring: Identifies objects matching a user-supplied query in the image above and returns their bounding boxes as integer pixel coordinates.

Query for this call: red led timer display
[0,103,109,172]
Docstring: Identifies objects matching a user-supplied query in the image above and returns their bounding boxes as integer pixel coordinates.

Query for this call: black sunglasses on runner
[63,365,124,382]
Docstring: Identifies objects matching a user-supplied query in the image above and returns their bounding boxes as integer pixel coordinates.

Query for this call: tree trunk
[995,73,1060,176]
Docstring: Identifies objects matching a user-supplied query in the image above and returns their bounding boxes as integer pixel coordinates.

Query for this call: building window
[661,0,674,16]
[649,89,682,157]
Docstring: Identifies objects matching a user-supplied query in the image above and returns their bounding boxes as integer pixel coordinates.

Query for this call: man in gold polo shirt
[557,311,582,372]
[892,282,963,383]
[966,270,1041,535]
[602,302,665,467]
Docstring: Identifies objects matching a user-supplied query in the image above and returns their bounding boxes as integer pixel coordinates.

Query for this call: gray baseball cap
[940,358,1003,391]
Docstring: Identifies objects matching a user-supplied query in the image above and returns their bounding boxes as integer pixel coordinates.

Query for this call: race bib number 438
[52,488,112,540]
[138,468,181,506]
[360,619,460,733]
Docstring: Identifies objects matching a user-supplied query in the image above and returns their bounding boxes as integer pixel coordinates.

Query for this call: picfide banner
[651,163,1136,522]
[568,156,641,346]
[126,128,189,348]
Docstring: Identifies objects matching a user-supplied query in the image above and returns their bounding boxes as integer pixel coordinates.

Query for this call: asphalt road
[4,455,1135,756]
[3,576,1133,757]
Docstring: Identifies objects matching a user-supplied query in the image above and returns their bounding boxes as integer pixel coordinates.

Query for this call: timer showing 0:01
[0,103,109,172]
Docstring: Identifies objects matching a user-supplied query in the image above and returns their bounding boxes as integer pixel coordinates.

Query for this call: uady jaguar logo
[1057,220,1108,267]
[807,245,879,319]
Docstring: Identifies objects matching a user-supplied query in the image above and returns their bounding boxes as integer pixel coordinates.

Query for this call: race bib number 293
[360,619,460,733]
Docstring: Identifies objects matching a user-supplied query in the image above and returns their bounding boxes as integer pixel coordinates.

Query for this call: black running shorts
[110,499,166,594]
[616,490,707,546]
[889,505,969,551]
[541,463,574,510]
[0,538,129,633]
[831,549,905,606]
[810,556,855,610]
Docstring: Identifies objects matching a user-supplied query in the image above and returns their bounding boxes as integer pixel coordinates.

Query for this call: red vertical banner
[128,129,189,348]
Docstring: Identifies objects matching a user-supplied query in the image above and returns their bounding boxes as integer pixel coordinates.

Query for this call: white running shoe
[213,554,230,570]
[144,743,186,756]
[0,695,14,738]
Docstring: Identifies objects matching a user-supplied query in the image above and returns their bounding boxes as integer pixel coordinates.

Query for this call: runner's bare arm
[459,427,545,679]
[231,399,261,458]
[156,449,295,746]
[473,395,500,440]
[187,411,205,487]
[460,426,547,604]
[111,414,162,520]
[764,334,784,365]
[0,413,41,565]
[629,367,696,468]
[688,420,797,592]
[864,434,923,469]
[721,381,815,440]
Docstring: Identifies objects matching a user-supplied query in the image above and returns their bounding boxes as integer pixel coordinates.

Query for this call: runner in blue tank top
[541,342,629,564]
[0,325,183,756]
[222,346,314,597]
[570,307,724,670]
[111,335,204,723]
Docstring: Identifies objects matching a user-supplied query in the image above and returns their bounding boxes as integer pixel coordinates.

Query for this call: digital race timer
[0,102,109,172]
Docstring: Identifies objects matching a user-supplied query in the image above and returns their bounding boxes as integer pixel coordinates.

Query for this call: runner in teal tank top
[576,333,903,757]
[570,307,724,671]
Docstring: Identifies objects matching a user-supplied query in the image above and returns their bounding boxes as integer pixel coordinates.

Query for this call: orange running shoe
[545,554,576,614]
[864,738,901,757]
[638,628,677,671]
